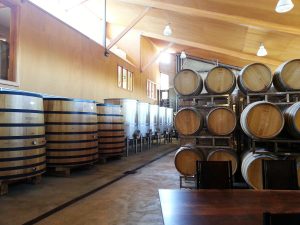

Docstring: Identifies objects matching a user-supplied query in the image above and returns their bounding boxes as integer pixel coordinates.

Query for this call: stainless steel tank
[159,107,167,133]
[166,108,174,132]
[104,98,138,139]
[138,102,150,137]
[149,104,159,135]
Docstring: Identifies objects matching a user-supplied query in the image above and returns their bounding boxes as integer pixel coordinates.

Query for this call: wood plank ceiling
[87,0,300,70]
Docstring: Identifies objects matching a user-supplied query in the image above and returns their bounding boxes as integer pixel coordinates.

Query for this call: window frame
[117,64,133,92]
[0,0,19,86]
[147,79,157,100]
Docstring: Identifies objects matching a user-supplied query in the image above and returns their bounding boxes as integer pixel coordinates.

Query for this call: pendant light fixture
[275,0,294,13]
[163,24,172,36]
[257,43,268,57]
[180,51,187,59]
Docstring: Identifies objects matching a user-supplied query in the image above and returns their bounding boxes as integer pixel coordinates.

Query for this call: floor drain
[123,170,137,175]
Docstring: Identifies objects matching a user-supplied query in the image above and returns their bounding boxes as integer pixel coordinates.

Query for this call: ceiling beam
[118,0,300,36]
[107,6,151,50]
[142,32,281,66]
[141,42,173,72]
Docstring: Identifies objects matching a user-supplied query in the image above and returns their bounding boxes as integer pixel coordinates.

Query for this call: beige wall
[0,1,160,104]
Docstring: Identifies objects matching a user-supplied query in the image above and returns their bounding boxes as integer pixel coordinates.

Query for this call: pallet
[47,162,95,177]
[0,174,42,196]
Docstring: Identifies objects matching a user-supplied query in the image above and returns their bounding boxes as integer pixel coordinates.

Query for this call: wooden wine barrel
[174,145,205,176]
[0,90,46,181]
[207,149,238,174]
[240,101,284,139]
[205,66,236,94]
[97,103,125,157]
[174,69,203,96]
[44,98,98,167]
[174,108,204,135]
[238,63,272,93]
[206,107,236,135]
[284,102,300,138]
[273,59,300,91]
[241,151,276,189]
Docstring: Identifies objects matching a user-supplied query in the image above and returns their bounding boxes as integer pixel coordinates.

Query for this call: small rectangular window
[117,65,122,87]
[0,0,18,84]
[128,71,133,91]
[162,91,168,100]
[147,79,157,100]
[117,65,133,92]
[122,68,127,89]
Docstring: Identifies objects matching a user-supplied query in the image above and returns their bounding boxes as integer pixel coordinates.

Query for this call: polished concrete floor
[0,143,179,225]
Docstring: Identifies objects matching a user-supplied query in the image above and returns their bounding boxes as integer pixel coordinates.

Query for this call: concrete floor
[0,143,179,225]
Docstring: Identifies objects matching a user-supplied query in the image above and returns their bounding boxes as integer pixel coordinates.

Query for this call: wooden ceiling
[102,0,300,70]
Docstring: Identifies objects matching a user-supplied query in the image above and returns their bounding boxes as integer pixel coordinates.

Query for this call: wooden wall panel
[140,36,160,103]
[0,1,157,104]
[140,36,160,81]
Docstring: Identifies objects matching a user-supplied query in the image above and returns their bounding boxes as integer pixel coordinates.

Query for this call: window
[147,79,157,100]
[160,73,169,90]
[0,0,18,85]
[117,65,133,91]
[161,91,169,100]
[29,0,102,44]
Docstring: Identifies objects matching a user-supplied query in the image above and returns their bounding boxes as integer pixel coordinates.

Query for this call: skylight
[29,0,103,44]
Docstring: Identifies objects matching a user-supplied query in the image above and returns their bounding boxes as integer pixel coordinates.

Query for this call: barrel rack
[239,91,300,156]
[241,91,300,107]
[177,94,236,188]
[177,94,232,109]
[249,138,300,155]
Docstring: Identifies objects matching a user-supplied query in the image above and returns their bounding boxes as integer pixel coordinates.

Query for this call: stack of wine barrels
[0,90,46,182]
[273,59,300,91]
[174,66,238,178]
[238,63,272,93]
[284,102,300,138]
[207,149,238,175]
[174,145,205,176]
[44,98,98,168]
[174,108,204,136]
[174,69,203,96]
[205,66,236,94]
[174,146,239,176]
[240,101,284,139]
[97,103,125,157]
[206,107,236,136]
[241,151,276,189]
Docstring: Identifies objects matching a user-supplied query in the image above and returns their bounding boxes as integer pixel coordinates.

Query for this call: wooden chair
[262,160,298,190]
[263,212,300,225]
[196,161,233,189]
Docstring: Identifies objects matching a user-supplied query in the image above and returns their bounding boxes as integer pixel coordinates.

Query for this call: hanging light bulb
[275,0,294,13]
[163,24,172,36]
[180,51,187,59]
[257,43,268,57]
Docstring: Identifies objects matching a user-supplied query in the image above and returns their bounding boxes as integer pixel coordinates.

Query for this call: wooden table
[159,189,300,225]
